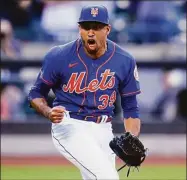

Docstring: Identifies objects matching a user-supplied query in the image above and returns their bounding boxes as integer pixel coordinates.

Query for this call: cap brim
[78,20,109,25]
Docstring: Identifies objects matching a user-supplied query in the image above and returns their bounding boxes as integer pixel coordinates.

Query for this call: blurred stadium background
[1,0,186,179]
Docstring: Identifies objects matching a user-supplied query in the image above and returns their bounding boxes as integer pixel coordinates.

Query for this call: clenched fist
[48,106,66,123]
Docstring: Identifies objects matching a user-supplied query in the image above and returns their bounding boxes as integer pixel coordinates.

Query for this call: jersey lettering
[63,69,115,94]
[98,90,116,110]
[100,69,115,90]
[98,95,109,109]
[63,72,86,93]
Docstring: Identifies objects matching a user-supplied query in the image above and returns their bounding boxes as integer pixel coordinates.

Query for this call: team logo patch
[134,65,139,81]
[91,8,98,17]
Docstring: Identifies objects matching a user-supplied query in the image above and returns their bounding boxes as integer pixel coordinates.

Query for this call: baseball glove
[109,132,148,177]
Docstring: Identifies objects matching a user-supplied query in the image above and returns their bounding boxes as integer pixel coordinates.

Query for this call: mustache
[87,39,96,44]
[81,38,96,45]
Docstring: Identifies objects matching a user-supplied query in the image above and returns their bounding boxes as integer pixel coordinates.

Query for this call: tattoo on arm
[30,98,51,119]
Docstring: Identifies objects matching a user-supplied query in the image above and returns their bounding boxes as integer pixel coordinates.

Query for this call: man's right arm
[28,73,66,123]
[30,98,51,119]
[28,46,65,123]
[30,98,65,123]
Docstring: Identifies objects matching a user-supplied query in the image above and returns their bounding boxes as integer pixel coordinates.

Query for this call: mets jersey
[28,39,140,118]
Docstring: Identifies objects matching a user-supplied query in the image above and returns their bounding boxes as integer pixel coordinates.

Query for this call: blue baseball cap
[78,5,109,25]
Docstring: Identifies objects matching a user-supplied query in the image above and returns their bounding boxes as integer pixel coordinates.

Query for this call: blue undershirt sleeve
[121,95,139,119]
[28,72,51,102]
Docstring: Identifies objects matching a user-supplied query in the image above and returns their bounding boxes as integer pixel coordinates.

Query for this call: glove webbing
[117,149,148,177]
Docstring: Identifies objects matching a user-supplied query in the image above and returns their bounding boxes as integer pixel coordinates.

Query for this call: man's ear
[106,25,111,35]
[78,24,82,35]
[78,24,81,30]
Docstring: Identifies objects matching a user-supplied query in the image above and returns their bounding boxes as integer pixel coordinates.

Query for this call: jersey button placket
[91,62,97,75]
[86,63,97,108]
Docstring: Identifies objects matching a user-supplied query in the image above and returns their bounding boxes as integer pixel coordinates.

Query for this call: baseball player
[28,5,141,180]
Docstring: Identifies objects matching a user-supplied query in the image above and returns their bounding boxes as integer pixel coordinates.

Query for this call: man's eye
[81,24,103,30]
[93,26,101,30]
[81,26,89,30]
[85,27,90,30]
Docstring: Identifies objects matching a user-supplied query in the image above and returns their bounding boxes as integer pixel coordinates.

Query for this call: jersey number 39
[98,91,116,110]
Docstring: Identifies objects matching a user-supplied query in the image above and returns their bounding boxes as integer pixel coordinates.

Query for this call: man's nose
[88,29,95,37]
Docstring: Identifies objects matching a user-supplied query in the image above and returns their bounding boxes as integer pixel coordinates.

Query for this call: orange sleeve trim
[41,77,54,86]
[121,90,141,96]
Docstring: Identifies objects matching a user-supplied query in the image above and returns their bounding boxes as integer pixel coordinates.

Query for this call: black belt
[69,114,112,123]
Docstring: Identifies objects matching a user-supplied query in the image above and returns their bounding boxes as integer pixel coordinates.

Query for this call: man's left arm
[124,117,141,137]
[121,95,141,137]
[119,56,141,136]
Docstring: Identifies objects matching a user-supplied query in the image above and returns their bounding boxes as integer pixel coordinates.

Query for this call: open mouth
[87,39,96,49]
[88,39,96,44]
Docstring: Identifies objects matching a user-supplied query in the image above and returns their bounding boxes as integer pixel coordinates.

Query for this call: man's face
[79,21,111,54]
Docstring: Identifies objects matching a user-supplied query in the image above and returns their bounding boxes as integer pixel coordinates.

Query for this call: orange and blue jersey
[28,39,141,119]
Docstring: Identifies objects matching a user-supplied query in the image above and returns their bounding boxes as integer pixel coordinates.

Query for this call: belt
[69,114,112,123]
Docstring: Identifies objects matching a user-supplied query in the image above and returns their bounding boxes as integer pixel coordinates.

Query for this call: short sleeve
[40,46,62,85]
[119,57,141,97]
[28,46,62,102]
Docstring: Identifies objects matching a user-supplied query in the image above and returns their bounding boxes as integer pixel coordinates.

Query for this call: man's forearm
[30,98,51,119]
[124,117,141,136]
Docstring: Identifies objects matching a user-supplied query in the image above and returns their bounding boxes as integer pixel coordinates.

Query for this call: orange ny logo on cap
[91,8,98,17]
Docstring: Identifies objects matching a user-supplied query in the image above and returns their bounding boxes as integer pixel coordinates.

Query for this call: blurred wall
[1,134,186,157]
